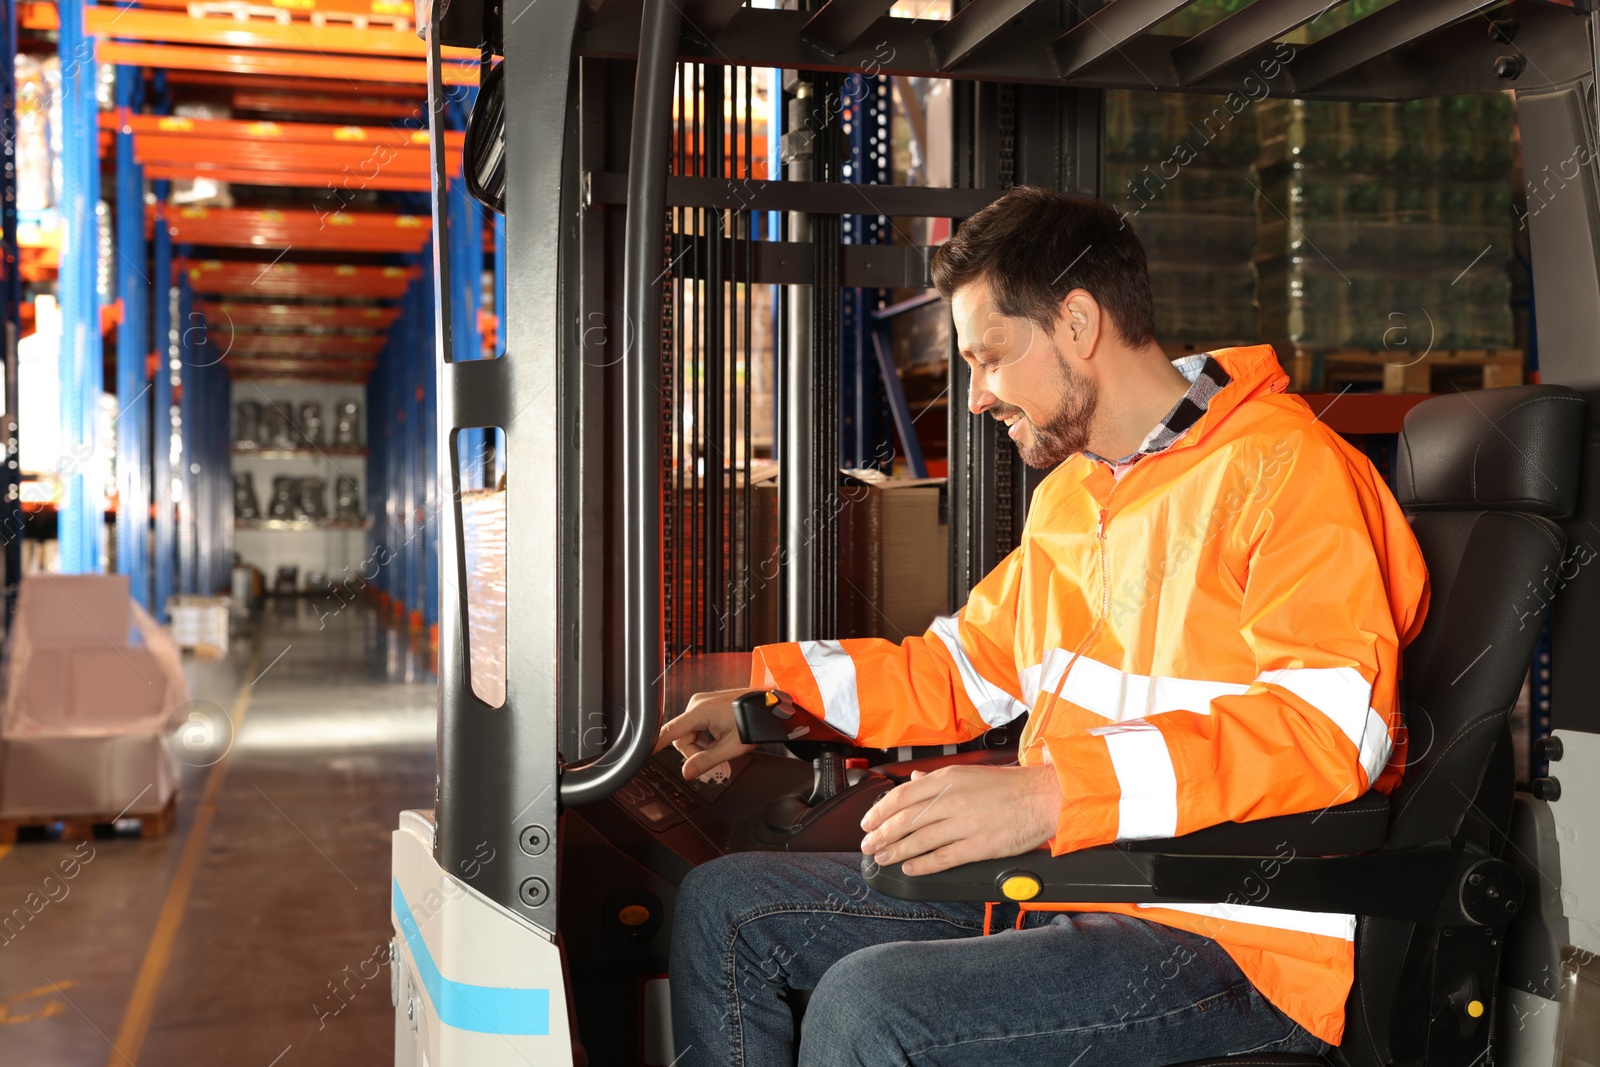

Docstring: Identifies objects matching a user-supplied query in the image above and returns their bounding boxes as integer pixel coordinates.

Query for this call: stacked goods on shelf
[14,57,58,222]
[231,382,369,593]
[1253,94,1517,387]
[168,596,231,657]
[231,397,365,528]
[232,398,363,452]
[1104,90,1259,346]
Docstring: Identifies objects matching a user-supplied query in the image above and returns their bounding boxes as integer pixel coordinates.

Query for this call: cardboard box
[1,575,188,818]
[728,477,780,650]
[837,471,950,641]
[738,471,951,646]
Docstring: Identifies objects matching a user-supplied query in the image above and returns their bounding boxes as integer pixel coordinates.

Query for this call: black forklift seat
[866,384,1587,1067]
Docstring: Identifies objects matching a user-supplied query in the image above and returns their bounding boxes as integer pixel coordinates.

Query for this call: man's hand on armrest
[655,687,758,780]
[858,764,1064,876]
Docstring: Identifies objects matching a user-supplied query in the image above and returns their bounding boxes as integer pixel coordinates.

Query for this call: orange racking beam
[143,164,432,193]
[108,112,463,150]
[29,0,427,31]
[83,7,480,61]
[226,335,389,356]
[226,359,378,369]
[183,260,420,299]
[155,207,432,254]
[133,137,438,178]
[18,2,56,31]
[94,41,477,86]
[165,70,426,98]
[229,373,376,384]
[20,245,58,283]
[231,92,423,119]
[139,0,420,19]
[225,355,382,366]
[196,302,402,329]
[226,361,377,382]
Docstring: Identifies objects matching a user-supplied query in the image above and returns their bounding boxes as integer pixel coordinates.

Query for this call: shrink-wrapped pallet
[1,575,190,820]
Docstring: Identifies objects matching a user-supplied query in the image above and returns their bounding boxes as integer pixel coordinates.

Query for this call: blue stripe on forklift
[392,878,552,1035]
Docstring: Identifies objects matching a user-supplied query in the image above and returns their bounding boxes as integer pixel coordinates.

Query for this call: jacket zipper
[1027,481,1116,752]
[1091,474,1117,636]
[1097,503,1111,621]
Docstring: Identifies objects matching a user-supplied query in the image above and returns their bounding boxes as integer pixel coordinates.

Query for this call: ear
[1059,289,1100,359]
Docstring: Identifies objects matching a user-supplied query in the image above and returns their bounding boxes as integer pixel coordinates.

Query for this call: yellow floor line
[106,653,261,1067]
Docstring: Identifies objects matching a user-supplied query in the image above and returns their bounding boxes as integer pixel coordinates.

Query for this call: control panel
[611,751,743,833]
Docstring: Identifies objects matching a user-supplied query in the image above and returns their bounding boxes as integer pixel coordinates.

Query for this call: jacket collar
[1082,352,1231,468]
[1054,345,1290,496]
[1157,345,1289,455]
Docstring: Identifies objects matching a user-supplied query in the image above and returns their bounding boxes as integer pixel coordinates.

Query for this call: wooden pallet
[0,793,178,844]
[1288,348,1523,394]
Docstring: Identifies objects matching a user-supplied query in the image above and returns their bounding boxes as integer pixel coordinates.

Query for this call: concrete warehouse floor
[0,601,436,1067]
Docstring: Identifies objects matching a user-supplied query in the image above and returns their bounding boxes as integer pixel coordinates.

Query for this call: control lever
[732,690,854,805]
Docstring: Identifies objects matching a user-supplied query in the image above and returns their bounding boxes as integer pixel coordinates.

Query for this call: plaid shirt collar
[1082,353,1233,477]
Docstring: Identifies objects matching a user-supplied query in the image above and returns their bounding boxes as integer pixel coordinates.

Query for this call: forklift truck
[391,1,1600,1063]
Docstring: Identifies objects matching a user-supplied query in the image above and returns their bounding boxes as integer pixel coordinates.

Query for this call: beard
[990,343,1099,469]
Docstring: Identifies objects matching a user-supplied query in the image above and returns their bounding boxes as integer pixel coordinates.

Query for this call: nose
[967,366,993,415]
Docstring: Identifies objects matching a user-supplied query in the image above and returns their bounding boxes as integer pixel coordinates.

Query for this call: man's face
[950,282,1098,469]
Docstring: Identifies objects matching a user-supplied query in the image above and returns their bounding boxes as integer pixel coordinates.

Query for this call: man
[658,187,1429,1066]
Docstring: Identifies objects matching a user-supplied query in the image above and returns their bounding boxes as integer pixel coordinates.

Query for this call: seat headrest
[1395,385,1585,515]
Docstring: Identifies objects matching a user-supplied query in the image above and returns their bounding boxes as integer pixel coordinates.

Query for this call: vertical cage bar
[1,0,24,618]
[744,64,755,650]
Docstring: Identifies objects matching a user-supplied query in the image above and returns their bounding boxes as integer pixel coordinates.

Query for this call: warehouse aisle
[0,602,436,1067]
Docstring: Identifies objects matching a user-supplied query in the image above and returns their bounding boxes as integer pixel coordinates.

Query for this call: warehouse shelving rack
[0,0,499,639]
[2,0,1489,635]
[0,0,493,637]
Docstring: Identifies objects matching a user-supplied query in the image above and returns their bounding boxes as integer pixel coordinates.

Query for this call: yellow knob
[618,905,651,927]
[1467,1000,1484,1019]
[764,691,780,706]
[1000,874,1042,901]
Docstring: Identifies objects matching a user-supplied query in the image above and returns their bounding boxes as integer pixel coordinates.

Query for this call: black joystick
[732,690,854,805]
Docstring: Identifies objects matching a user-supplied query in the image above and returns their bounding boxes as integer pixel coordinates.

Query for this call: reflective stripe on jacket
[749,345,1430,1044]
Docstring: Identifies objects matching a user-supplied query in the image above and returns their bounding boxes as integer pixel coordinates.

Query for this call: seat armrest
[1123,791,1390,856]
[864,845,1522,928]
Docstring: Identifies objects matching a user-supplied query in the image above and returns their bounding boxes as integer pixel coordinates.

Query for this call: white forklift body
[391,809,572,1066]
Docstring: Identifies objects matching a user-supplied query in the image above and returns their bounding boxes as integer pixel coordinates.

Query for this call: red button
[844,758,870,770]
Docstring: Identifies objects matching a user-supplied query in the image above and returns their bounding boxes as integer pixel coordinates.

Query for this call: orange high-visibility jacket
[749,345,1430,1044]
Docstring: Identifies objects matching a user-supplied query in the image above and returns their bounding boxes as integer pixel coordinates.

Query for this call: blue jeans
[669,851,1328,1066]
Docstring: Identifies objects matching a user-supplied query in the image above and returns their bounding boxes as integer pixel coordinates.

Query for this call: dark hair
[930,186,1157,348]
